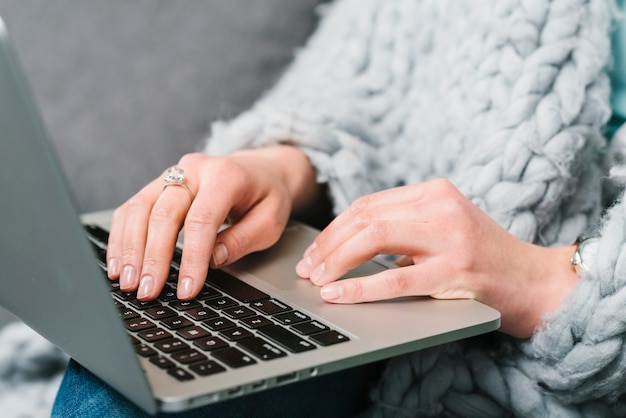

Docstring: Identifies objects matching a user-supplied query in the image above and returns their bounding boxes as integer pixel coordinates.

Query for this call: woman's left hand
[296,179,578,338]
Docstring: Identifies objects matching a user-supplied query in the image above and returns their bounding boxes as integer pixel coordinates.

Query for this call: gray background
[0,0,324,328]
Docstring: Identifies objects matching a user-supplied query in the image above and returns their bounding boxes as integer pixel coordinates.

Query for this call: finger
[210,196,290,269]
[298,197,446,285]
[305,183,433,256]
[304,218,430,285]
[137,184,195,300]
[297,186,437,278]
[175,164,251,300]
[319,262,473,304]
[108,179,163,292]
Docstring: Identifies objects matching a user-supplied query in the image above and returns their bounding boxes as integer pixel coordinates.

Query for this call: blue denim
[52,359,372,417]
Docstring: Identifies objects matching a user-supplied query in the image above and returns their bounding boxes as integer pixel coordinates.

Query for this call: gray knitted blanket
[0,323,67,417]
[206,0,626,415]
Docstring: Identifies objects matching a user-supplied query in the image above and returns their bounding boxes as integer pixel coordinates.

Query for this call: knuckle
[349,195,371,216]
[178,152,206,167]
[363,221,388,242]
[121,246,140,263]
[386,271,412,295]
[149,202,178,224]
[125,194,152,213]
[345,279,364,301]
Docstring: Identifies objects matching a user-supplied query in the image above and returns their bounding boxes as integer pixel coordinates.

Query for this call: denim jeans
[52,359,374,418]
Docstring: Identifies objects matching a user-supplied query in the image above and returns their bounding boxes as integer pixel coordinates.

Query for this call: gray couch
[0,0,324,327]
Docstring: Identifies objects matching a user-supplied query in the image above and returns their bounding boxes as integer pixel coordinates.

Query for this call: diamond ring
[163,166,193,200]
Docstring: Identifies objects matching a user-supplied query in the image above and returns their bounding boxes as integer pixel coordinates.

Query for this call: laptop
[0,17,500,415]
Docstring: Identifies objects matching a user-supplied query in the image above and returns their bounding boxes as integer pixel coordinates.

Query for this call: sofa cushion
[0,0,323,211]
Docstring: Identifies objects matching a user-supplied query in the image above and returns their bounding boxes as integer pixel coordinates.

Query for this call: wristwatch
[570,237,600,273]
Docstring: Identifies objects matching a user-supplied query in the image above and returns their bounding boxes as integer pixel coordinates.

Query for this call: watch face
[578,238,600,272]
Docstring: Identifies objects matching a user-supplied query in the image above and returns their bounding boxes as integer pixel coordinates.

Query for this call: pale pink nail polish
[120,265,137,290]
[178,277,193,300]
[321,285,341,301]
[107,257,120,278]
[137,275,154,299]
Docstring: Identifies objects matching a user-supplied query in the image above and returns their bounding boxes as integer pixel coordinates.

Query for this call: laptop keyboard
[84,224,349,382]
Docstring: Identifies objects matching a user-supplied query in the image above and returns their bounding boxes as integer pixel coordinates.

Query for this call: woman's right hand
[105,145,320,301]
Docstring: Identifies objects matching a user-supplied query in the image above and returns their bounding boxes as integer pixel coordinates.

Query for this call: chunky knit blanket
[205,0,626,415]
[0,322,68,417]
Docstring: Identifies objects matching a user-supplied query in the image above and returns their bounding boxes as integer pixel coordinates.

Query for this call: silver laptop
[0,18,500,415]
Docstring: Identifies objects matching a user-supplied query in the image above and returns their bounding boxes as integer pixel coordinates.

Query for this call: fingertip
[320,284,343,302]
[107,257,120,279]
[211,242,229,268]
[177,277,198,300]
[137,275,156,300]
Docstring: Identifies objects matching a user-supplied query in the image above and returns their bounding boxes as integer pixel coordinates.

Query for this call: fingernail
[137,275,154,299]
[120,265,137,290]
[107,257,120,278]
[296,255,314,277]
[212,243,229,267]
[178,277,193,300]
[321,285,342,301]
[310,262,325,282]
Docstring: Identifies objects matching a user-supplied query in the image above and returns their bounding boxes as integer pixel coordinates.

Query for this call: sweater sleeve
[204,0,410,213]
[520,164,626,405]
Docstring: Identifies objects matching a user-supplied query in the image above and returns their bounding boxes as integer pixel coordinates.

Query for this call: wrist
[520,244,579,337]
[231,145,321,213]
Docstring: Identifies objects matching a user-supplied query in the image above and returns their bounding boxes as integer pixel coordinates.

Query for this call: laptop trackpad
[228,221,390,294]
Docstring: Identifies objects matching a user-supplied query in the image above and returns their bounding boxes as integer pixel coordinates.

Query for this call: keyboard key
[158,285,177,302]
[291,320,330,336]
[167,367,195,381]
[239,316,274,329]
[124,318,156,332]
[257,325,316,353]
[170,300,202,311]
[176,326,211,341]
[189,360,226,376]
[154,338,189,353]
[219,327,253,342]
[309,330,350,346]
[193,336,229,352]
[144,306,177,321]
[196,286,222,300]
[206,270,269,303]
[160,316,194,330]
[222,306,256,320]
[114,290,136,301]
[274,311,310,325]
[84,224,109,244]
[138,329,171,343]
[172,349,208,365]
[206,297,238,310]
[202,317,235,331]
[118,307,140,320]
[212,347,257,368]
[150,356,176,370]
[135,344,158,357]
[238,337,286,361]
[250,299,291,315]
[129,299,161,310]
[185,307,218,321]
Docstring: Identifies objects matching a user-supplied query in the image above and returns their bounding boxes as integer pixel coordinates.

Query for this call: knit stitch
[205,0,625,415]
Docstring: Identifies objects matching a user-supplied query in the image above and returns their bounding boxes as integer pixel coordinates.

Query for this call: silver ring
[163,166,193,200]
